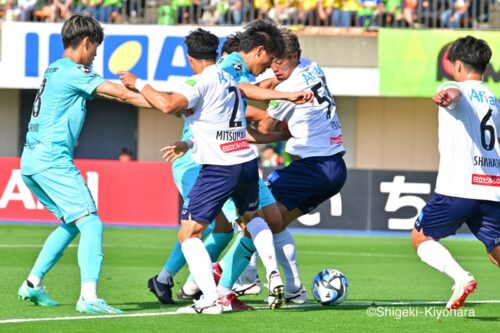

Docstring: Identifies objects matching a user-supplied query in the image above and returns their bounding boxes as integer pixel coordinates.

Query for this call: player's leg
[237,159,284,309]
[176,163,245,314]
[179,212,234,299]
[268,154,347,304]
[149,156,205,304]
[488,246,500,266]
[412,194,480,310]
[233,251,262,296]
[18,173,77,307]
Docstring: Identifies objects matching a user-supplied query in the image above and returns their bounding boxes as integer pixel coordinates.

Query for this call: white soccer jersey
[267,59,345,159]
[435,80,500,201]
[173,65,256,166]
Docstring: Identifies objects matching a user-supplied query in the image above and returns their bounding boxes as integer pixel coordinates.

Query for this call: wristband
[135,79,147,92]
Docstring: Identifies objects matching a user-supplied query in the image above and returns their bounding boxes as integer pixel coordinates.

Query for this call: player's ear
[81,37,90,50]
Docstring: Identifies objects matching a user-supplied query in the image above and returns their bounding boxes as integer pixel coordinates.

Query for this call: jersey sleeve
[437,81,462,111]
[267,99,294,121]
[217,56,250,84]
[173,75,204,110]
[67,65,105,99]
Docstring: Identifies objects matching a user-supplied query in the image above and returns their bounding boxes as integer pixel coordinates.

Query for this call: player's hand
[118,71,138,91]
[160,142,189,163]
[286,91,314,104]
[433,90,453,107]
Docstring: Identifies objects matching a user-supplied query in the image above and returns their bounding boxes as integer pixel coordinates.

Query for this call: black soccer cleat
[147,275,176,305]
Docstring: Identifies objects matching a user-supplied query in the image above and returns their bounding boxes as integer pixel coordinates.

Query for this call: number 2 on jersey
[32,78,47,118]
[481,108,496,151]
[228,86,242,128]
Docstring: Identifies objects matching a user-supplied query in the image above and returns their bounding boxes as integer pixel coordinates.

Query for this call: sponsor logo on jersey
[220,139,250,153]
[269,100,280,108]
[78,65,92,74]
[233,63,242,72]
[330,135,343,145]
[185,79,196,87]
[471,174,500,187]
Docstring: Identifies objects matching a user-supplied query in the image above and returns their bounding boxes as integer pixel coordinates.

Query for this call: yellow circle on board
[108,41,143,74]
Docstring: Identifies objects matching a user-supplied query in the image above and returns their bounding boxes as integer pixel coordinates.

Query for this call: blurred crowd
[0,0,496,29]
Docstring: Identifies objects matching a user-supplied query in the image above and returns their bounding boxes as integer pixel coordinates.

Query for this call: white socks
[273,229,302,293]
[246,217,279,278]
[27,274,42,288]
[81,281,98,301]
[417,240,468,283]
[181,238,218,302]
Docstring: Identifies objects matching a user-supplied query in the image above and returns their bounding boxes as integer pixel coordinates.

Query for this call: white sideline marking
[2,300,500,324]
[0,244,113,248]
[301,250,487,261]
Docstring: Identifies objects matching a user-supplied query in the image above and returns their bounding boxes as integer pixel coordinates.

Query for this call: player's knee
[178,220,204,243]
[488,247,500,267]
[411,228,428,250]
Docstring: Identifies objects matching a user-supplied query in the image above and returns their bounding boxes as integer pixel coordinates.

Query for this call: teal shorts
[22,164,96,223]
[172,152,276,223]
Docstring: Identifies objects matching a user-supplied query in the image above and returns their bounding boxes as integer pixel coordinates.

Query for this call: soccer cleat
[232,276,262,296]
[213,262,223,285]
[218,293,254,312]
[148,275,175,305]
[76,297,124,314]
[176,297,223,315]
[285,285,309,304]
[446,273,477,311]
[176,287,203,301]
[267,270,285,309]
[18,281,59,307]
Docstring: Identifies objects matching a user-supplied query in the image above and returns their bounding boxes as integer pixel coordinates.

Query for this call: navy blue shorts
[181,159,259,224]
[267,153,347,214]
[415,194,500,252]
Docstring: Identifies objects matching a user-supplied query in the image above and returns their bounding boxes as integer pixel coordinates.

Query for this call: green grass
[0,224,499,332]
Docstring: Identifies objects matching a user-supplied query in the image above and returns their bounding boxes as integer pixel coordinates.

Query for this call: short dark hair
[447,36,492,74]
[221,32,243,55]
[239,19,284,59]
[280,28,301,59]
[62,14,104,49]
[184,28,219,61]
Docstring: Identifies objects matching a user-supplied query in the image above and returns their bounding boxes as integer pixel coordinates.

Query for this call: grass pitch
[0,224,499,332]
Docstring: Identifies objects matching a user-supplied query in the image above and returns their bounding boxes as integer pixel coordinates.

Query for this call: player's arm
[246,105,269,122]
[432,88,462,108]
[258,114,280,135]
[94,81,153,108]
[238,82,313,104]
[256,76,280,90]
[119,71,188,114]
[246,126,286,144]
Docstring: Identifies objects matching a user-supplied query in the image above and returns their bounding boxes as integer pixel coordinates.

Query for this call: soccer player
[17,14,152,314]
[120,28,286,314]
[214,28,348,308]
[140,21,312,310]
[411,36,500,310]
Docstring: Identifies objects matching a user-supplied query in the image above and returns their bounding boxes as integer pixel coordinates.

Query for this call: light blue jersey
[21,57,105,175]
[216,52,251,84]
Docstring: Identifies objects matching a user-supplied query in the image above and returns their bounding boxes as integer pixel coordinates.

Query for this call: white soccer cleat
[232,277,262,296]
[446,273,477,311]
[285,285,309,304]
[176,297,223,315]
[267,271,285,309]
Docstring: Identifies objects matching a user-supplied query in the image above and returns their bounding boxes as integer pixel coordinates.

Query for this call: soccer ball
[311,269,349,306]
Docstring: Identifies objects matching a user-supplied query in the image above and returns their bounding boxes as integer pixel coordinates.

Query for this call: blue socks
[30,222,79,279]
[219,234,256,290]
[75,214,103,283]
[164,223,216,275]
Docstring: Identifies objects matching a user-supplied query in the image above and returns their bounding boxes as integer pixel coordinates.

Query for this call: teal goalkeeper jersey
[20,57,105,175]
[179,52,251,142]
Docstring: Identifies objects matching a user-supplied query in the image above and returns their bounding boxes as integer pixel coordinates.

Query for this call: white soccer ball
[311,269,349,306]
